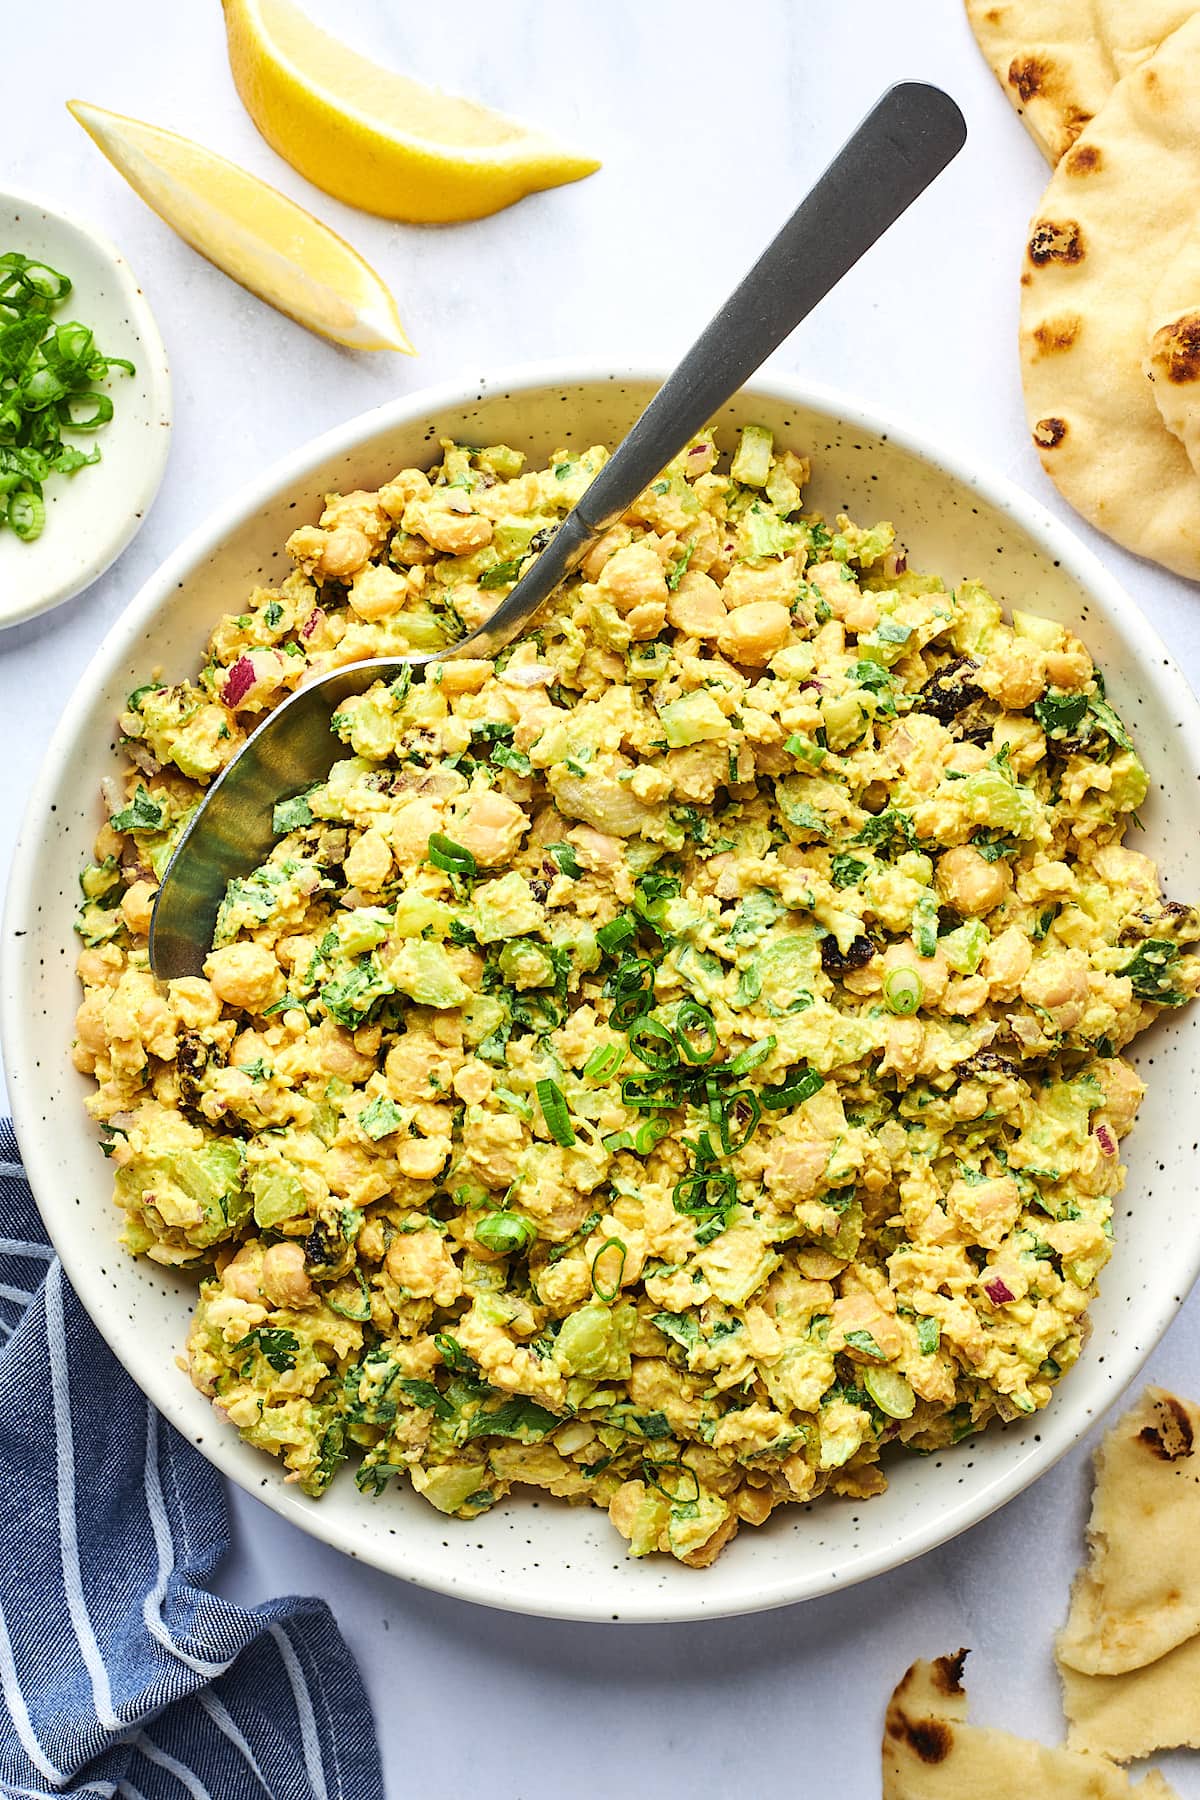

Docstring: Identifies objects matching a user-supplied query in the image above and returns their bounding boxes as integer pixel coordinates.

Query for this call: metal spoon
[149,81,965,979]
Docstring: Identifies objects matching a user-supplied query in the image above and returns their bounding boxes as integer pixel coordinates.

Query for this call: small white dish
[0,187,171,629]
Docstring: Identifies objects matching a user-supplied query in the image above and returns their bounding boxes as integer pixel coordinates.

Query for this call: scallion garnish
[627,1015,679,1072]
[673,998,717,1065]
[535,1076,576,1147]
[0,251,134,542]
[582,1041,624,1082]
[590,1236,627,1302]
[714,1089,761,1154]
[761,1068,824,1110]
[726,1036,776,1076]
[474,1211,536,1255]
[426,833,476,880]
[596,914,637,954]
[884,967,924,1016]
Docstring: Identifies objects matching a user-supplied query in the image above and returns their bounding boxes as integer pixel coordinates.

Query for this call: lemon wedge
[221,0,600,224]
[68,100,413,353]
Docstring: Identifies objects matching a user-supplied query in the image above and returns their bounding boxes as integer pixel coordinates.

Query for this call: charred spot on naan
[1008,53,1048,103]
[1032,315,1081,355]
[1028,219,1086,265]
[1034,416,1069,449]
[1150,313,1200,385]
[931,1649,968,1695]
[1064,142,1103,176]
[885,1654,969,1765]
[1137,1393,1195,1461]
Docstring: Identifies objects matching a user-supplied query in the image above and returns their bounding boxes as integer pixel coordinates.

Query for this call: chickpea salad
[73,425,1200,1566]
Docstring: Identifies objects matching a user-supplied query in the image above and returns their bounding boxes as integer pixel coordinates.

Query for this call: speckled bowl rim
[0,184,172,629]
[6,360,1200,1622]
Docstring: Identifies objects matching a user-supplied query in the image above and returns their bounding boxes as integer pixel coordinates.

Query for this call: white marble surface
[5,0,1200,1792]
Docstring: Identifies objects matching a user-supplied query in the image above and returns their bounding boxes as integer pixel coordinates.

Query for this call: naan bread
[1146,226,1200,480]
[1061,1632,1200,1761]
[965,0,1197,162]
[965,0,1116,162]
[1058,1387,1200,1675]
[883,1651,1178,1797]
[1019,18,1200,580]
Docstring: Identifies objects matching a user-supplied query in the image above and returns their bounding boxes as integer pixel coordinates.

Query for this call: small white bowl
[6,365,1200,1622]
[0,188,171,628]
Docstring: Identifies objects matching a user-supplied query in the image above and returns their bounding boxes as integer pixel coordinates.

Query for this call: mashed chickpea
[73,427,1200,1565]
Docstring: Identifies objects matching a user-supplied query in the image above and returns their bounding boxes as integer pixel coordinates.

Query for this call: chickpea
[667,570,726,638]
[204,943,283,1013]
[1020,950,1089,1029]
[168,977,221,1029]
[120,879,157,937]
[435,659,492,696]
[982,925,1032,999]
[1044,640,1093,690]
[77,943,123,988]
[344,827,393,892]
[74,992,108,1055]
[985,640,1043,709]
[450,789,529,866]
[321,526,372,582]
[261,1241,314,1309]
[317,1020,377,1081]
[403,497,493,556]
[453,1060,493,1105]
[222,1244,262,1303]
[597,543,668,613]
[580,524,632,581]
[626,600,668,640]
[348,564,410,621]
[936,845,1012,917]
[717,600,791,666]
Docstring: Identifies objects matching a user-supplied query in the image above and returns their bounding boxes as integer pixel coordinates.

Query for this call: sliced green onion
[628,1015,679,1072]
[326,1268,372,1321]
[535,1077,576,1147]
[761,1068,824,1110]
[604,1116,671,1156]
[784,732,826,766]
[8,488,45,540]
[726,1035,776,1076]
[884,967,924,1016]
[715,1089,761,1154]
[596,914,637,954]
[590,1236,627,1302]
[427,833,476,879]
[548,843,583,879]
[475,1211,536,1255]
[620,1074,678,1111]
[608,956,657,1027]
[433,1331,472,1372]
[582,1041,624,1082]
[673,998,717,1064]
[642,1458,699,1505]
[672,1166,736,1219]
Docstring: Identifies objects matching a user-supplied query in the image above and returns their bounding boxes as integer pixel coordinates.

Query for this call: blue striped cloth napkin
[0,1122,384,1800]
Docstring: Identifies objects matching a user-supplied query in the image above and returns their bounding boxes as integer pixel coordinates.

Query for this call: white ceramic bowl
[5,365,1200,1622]
[0,187,171,628]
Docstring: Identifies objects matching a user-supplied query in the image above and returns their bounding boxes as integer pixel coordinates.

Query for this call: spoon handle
[469,81,965,652]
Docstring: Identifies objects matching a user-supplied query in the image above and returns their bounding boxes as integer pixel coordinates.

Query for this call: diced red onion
[301,607,324,639]
[690,444,707,456]
[1094,1124,1117,1156]
[223,656,256,707]
[984,1277,1014,1306]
